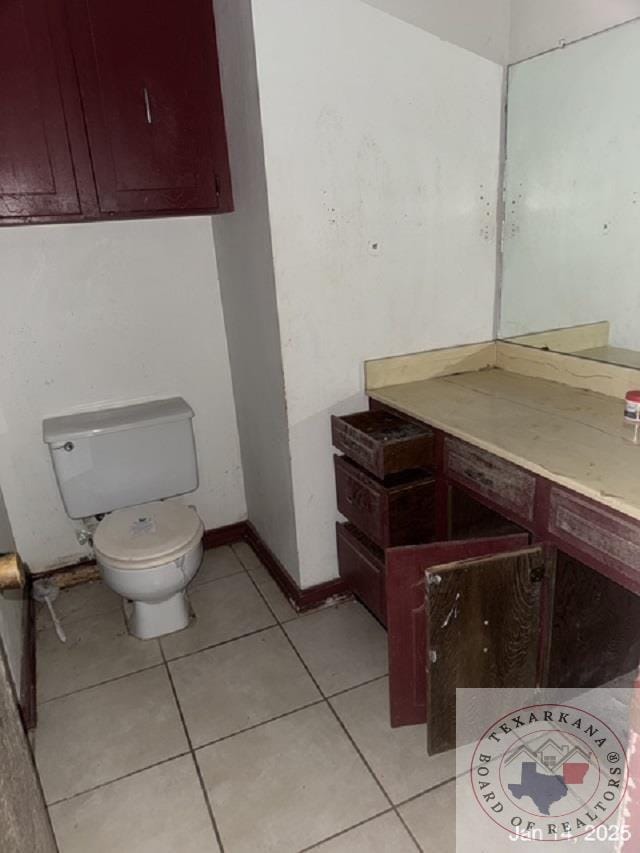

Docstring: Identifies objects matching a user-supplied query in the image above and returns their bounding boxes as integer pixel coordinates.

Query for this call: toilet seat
[94,501,203,570]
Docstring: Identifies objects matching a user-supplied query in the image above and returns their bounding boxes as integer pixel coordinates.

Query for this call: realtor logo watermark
[455,689,634,849]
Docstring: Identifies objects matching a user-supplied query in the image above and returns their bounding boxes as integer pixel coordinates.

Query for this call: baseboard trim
[34,520,349,612]
[20,575,37,731]
[202,521,248,550]
[242,522,350,613]
[39,560,99,587]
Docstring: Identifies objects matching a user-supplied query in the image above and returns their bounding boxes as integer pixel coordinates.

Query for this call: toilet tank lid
[43,397,194,444]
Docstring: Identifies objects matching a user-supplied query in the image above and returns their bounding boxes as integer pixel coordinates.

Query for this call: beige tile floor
[35,543,457,852]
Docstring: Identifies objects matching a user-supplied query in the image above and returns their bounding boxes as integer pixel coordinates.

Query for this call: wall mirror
[498,18,640,369]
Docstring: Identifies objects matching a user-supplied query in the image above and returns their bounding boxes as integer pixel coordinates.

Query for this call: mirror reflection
[499,19,640,368]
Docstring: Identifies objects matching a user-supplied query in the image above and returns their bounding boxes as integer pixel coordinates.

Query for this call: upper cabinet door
[0,0,82,220]
[67,0,233,216]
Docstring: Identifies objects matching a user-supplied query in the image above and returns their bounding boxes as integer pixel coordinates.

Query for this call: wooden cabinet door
[385,533,530,728]
[425,546,554,755]
[0,0,82,220]
[67,0,232,216]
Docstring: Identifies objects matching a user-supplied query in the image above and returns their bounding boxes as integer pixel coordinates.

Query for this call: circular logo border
[469,702,629,843]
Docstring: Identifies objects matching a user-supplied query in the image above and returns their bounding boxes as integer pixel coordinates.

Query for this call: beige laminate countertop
[369,367,640,522]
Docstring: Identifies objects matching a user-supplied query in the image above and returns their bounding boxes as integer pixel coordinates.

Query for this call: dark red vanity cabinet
[334,404,640,756]
[0,0,232,224]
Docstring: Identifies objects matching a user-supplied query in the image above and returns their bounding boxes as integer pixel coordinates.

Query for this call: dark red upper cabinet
[0,0,232,225]
[0,0,84,220]
[67,0,232,217]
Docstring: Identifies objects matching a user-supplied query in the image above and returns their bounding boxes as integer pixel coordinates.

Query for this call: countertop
[369,367,640,522]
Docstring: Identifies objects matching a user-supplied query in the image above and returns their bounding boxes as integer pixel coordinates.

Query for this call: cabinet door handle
[143,87,152,124]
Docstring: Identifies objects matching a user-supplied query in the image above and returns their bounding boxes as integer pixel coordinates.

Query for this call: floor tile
[35,667,188,803]
[197,703,387,853]
[37,608,162,702]
[330,678,455,804]
[230,541,298,621]
[160,572,276,660]
[284,601,387,695]
[49,755,220,853]
[36,580,120,631]
[255,575,298,621]
[311,812,418,852]
[398,783,455,853]
[169,627,320,746]
[232,541,270,581]
[191,546,245,588]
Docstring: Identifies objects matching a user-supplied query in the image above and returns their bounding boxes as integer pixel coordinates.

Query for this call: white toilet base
[125,591,191,640]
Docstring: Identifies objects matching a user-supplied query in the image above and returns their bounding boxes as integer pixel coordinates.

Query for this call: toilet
[43,398,204,640]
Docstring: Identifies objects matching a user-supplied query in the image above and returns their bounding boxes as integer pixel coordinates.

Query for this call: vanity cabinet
[0,0,232,225]
[333,405,640,755]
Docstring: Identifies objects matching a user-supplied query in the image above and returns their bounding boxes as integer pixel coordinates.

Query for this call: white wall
[500,19,640,347]
[0,487,22,693]
[252,0,504,586]
[212,0,300,579]
[0,217,246,573]
[364,0,510,64]
[509,0,640,63]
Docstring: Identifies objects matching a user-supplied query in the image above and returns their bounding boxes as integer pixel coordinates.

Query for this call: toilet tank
[43,398,199,518]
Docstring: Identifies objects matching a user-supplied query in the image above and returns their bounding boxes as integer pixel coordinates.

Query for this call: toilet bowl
[94,500,204,640]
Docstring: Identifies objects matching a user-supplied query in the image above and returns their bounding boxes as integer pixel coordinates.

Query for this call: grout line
[296,808,395,852]
[160,644,226,853]
[35,603,123,634]
[325,673,389,700]
[236,555,290,627]
[322,691,423,853]
[193,698,326,753]
[190,569,245,590]
[242,561,424,849]
[163,622,277,665]
[37,661,165,706]
[39,621,280,707]
[46,751,192,808]
[42,553,437,850]
[394,773,458,810]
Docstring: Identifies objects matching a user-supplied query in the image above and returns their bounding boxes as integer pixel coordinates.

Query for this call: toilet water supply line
[32,579,67,644]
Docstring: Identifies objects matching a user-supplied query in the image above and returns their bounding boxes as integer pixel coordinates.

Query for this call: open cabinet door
[426,546,555,755]
[386,533,530,727]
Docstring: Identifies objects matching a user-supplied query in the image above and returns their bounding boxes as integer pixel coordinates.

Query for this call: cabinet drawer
[445,437,536,523]
[334,455,436,548]
[332,410,433,479]
[549,487,640,588]
[336,523,386,624]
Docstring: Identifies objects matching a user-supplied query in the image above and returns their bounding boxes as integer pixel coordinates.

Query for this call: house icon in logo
[505,735,592,776]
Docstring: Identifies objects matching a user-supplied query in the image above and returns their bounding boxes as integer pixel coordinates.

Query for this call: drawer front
[445,437,536,523]
[332,410,433,478]
[335,456,386,545]
[336,523,385,624]
[549,487,640,587]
